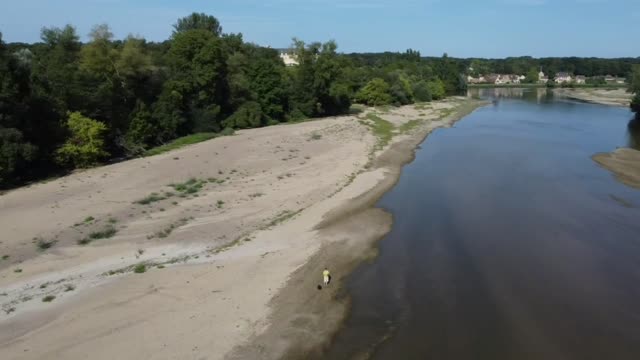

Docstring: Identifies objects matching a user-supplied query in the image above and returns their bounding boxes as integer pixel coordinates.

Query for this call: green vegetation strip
[144,133,219,157]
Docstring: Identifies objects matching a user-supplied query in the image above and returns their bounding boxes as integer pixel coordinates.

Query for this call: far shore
[0,97,487,359]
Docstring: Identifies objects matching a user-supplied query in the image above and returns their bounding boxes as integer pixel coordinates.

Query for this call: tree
[412,81,432,102]
[427,79,446,100]
[173,13,222,36]
[56,112,109,167]
[356,78,392,106]
[0,128,37,187]
[524,67,539,83]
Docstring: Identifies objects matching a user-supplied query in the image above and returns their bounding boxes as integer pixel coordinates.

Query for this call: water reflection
[467,87,552,104]
[628,118,640,150]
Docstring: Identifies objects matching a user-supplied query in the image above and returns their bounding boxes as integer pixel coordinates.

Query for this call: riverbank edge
[228,99,489,359]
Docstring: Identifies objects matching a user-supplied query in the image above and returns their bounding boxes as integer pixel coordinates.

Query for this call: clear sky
[1,0,639,58]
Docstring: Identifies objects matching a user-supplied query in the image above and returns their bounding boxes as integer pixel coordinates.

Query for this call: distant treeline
[462,57,640,78]
[0,13,638,188]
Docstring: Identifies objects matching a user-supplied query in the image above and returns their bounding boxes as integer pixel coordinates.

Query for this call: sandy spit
[554,88,632,107]
[0,98,487,360]
[593,147,640,189]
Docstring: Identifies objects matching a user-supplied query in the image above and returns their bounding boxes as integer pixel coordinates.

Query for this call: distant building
[538,70,548,84]
[555,72,572,84]
[279,51,299,66]
[575,75,587,84]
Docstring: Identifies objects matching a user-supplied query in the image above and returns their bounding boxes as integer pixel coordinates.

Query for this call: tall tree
[173,13,222,36]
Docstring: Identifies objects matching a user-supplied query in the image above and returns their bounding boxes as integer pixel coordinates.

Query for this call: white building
[279,52,299,66]
[555,72,573,84]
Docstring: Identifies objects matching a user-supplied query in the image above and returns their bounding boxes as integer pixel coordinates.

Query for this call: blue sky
[1,0,638,58]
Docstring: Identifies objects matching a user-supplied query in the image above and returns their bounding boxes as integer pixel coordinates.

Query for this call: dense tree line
[1,13,638,188]
[0,13,467,188]
[630,65,640,118]
[465,56,640,78]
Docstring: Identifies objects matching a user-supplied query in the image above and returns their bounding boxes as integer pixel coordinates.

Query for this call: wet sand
[0,98,486,359]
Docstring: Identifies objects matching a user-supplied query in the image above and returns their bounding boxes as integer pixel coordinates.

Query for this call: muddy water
[322,88,640,360]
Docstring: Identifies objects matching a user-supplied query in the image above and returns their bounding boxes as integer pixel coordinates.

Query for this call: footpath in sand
[0,97,485,359]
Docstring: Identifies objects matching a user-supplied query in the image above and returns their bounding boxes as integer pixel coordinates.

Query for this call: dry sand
[0,98,486,359]
[554,88,632,107]
[593,148,640,189]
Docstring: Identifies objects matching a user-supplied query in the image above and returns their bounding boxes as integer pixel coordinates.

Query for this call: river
[322,88,640,360]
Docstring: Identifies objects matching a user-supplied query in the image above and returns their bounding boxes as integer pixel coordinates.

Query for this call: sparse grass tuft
[2,255,9,260]
[148,218,189,239]
[64,284,75,292]
[108,217,117,224]
[14,268,22,273]
[79,226,117,245]
[133,264,147,274]
[134,192,166,205]
[42,295,56,302]
[309,133,322,141]
[216,200,225,209]
[84,216,95,223]
[267,209,302,228]
[144,132,228,157]
[249,193,264,198]
[169,178,207,195]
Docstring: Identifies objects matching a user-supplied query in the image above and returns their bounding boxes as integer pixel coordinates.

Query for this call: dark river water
[322,88,640,360]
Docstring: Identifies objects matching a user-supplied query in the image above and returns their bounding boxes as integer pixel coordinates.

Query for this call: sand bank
[0,98,486,359]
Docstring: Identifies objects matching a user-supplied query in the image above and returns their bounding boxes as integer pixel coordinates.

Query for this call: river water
[322,88,640,360]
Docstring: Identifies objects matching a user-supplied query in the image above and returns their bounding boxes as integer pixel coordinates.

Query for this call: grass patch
[144,132,226,157]
[42,295,56,302]
[84,216,95,223]
[365,113,395,150]
[414,103,429,110]
[2,255,9,260]
[64,284,75,292]
[398,119,422,134]
[169,178,207,195]
[133,264,147,274]
[133,192,166,205]
[216,200,225,209]
[148,218,189,239]
[309,133,322,141]
[267,209,302,228]
[249,193,264,198]
[108,217,117,224]
[79,225,117,245]
[14,268,22,273]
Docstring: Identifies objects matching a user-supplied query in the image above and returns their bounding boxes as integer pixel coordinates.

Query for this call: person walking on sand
[323,268,331,286]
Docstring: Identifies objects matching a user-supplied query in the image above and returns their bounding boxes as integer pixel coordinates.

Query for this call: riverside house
[555,72,573,84]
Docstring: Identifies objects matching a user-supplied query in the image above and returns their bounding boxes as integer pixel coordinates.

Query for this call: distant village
[467,70,626,85]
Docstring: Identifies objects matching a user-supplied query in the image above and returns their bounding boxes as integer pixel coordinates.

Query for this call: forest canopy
[1,13,638,188]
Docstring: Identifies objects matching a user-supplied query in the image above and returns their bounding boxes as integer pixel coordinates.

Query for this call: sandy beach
[554,88,632,107]
[0,98,486,359]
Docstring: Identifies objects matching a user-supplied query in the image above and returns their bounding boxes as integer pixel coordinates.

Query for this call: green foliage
[55,112,109,168]
[412,81,432,102]
[143,132,222,156]
[133,263,147,273]
[224,101,263,129]
[524,67,539,83]
[631,93,640,115]
[427,79,446,100]
[365,113,395,149]
[356,78,392,106]
[0,128,37,186]
[173,13,222,36]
